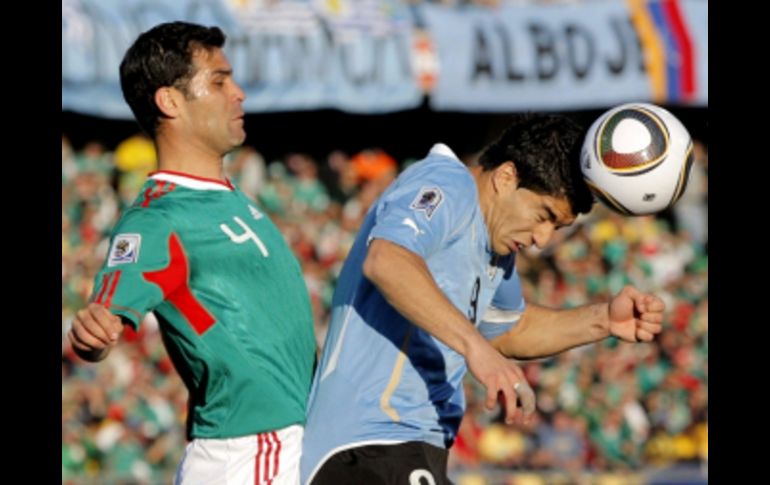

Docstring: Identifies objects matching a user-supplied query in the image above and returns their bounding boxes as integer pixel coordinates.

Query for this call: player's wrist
[74,345,111,363]
[595,303,613,339]
[460,330,492,360]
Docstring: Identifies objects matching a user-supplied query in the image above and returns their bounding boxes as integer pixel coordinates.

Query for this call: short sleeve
[89,208,180,329]
[368,160,477,258]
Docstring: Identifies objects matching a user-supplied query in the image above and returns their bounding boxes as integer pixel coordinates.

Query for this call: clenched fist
[67,303,125,362]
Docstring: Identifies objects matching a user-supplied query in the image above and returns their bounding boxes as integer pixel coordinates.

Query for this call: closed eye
[545,207,557,223]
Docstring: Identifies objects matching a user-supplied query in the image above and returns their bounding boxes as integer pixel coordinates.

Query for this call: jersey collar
[149,170,234,191]
[429,143,460,161]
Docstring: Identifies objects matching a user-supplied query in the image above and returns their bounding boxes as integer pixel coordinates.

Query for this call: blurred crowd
[62,133,708,484]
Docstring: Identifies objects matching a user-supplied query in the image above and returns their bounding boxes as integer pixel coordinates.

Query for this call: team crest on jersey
[107,234,141,267]
[249,205,264,220]
[410,186,444,220]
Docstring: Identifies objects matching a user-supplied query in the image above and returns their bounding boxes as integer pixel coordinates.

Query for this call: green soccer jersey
[90,171,316,439]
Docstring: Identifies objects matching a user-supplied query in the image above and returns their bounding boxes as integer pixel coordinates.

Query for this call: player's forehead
[190,47,231,78]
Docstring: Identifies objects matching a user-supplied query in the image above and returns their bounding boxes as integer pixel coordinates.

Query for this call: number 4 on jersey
[220,216,269,257]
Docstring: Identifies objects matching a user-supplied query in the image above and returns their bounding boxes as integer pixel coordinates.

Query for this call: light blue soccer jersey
[301,144,527,482]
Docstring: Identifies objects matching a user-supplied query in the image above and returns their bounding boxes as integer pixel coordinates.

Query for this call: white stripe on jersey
[320,290,358,380]
[481,305,523,324]
[151,172,232,191]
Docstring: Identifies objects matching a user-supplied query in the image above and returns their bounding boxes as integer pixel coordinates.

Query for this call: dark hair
[478,113,594,215]
[119,22,226,137]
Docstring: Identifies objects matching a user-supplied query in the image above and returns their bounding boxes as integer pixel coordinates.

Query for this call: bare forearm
[492,302,611,359]
[363,239,485,357]
[364,240,537,425]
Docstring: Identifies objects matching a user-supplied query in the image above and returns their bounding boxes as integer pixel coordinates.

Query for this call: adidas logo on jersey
[249,205,264,220]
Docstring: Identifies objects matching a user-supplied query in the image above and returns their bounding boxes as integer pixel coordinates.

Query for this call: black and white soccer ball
[581,103,694,216]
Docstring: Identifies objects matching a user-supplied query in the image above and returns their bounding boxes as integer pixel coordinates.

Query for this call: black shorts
[311,441,452,485]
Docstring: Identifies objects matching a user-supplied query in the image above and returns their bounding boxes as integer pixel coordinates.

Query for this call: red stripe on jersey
[264,432,273,483]
[255,434,263,485]
[272,431,281,481]
[154,180,167,198]
[141,180,177,208]
[142,233,216,335]
[103,271,122,309]
[94,273,112,304]
[141,184,155,208]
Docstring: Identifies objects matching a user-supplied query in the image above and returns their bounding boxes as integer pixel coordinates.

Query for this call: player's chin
[494,243,513,256]
[231,130,247,146]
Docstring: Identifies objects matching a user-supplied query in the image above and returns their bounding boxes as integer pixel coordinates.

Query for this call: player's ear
[492,161,518,194]
[155,87,181,118]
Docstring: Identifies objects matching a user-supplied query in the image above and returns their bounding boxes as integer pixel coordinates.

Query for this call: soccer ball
[580,103,694,216]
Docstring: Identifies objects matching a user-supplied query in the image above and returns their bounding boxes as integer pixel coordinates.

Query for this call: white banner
[62,0,422,117]
[423,0,707,112]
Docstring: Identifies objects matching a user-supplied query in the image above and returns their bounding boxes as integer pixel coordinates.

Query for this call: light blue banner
[423,0,707,112]
[62,0,422,117]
